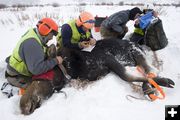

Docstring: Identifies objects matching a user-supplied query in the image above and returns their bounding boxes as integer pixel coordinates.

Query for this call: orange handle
[148,79,165,101]
[136,66,165,101]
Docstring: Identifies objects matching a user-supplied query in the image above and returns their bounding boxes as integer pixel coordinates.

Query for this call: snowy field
[0,3,180,120]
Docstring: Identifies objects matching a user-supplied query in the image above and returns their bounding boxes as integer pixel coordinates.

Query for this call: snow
[0,1,180,120]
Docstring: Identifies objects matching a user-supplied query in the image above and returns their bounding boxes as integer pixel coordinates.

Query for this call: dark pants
[5,68,32,89]
[100,26,126,39]
[130,33,145,45]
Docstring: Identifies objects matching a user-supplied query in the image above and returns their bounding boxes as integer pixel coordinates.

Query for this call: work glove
[152,11,158,17]
[135,18,140,25]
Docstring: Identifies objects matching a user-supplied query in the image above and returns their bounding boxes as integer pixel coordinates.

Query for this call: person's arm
[111,23,124,33]
[61,24,81,50]
[19,39,58,75]
[110,11,129,33]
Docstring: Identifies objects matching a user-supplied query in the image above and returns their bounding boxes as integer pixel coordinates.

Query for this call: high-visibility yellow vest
[9,28,46,76]
[57,20,91,48]
[134,27,144,36]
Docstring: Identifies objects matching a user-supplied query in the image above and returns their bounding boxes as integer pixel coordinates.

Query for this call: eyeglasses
[83,19,95,24]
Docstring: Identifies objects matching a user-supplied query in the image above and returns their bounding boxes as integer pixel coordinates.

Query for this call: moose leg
[105,56,148,82]
[131,51,175,88]
[20,81,54,115]
[132,49,153,74]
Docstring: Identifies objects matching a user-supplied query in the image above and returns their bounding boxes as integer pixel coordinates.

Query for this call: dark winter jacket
[101,10,130,33]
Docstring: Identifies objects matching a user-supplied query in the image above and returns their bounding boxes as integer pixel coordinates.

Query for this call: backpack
[144,18,168,51]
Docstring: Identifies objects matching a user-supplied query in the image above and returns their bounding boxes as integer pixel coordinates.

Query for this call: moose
[20,38,175,115]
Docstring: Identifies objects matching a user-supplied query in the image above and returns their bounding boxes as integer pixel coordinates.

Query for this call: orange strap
[18,88,25,95]
[148,79,165,101]
[136,66,165,101]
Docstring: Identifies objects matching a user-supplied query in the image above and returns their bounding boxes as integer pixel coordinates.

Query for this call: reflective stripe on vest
[57,20,91,47]
[134,28,144,36]
[9,28,46,76]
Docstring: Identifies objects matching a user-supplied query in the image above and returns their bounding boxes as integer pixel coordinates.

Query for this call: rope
[126,95,151,102]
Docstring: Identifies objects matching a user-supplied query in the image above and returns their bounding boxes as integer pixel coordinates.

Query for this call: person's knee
[6,76,31,88]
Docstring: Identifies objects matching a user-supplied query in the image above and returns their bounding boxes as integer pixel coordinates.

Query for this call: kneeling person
[5,18,63,89]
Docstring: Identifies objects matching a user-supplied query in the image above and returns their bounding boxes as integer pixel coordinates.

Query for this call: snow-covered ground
[0,2,180,120]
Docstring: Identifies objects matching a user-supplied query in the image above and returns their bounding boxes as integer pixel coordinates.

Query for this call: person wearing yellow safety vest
[5,18,63,88]
[57,11,96,50]
[130,9,158,45]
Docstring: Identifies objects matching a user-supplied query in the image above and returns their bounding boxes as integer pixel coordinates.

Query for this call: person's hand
[135,18,140,25]
[79,41,90,48]
[153,11,158,17]
[124,26,128,33]
[56,56,63,64]
[89,38,96,46]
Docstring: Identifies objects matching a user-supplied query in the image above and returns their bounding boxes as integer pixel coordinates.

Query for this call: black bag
[144,19,168,51]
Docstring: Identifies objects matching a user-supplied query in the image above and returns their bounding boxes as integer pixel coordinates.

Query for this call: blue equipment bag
[139,11,153,29]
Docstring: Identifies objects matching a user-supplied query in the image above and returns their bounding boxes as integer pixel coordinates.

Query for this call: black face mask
[52,30,58,36]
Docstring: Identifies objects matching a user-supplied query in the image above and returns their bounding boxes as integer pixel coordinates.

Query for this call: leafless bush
[162,3,171,6]
[95,3,100,6]
[52,3,60,7]
[136,3,144,6]
[21,14,30,21]
[172,3,180,7]
[118,1,124,6]
[79,3,87,6]
[107,2,113,6]
[0,4,7,9]
[11,4,26,11]
[101,2,106,6]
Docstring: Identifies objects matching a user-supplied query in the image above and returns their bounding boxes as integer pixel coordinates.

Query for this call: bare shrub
[162,3,171,6]
[101,2,106,6]
[0,4,7,9]
[52,3,60,7]
[79,3,87,6]
[172,3,180,7]
[95,3,100,6]
[107,2,113,6]
[22,14,30,21]
[118,1,124,6]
